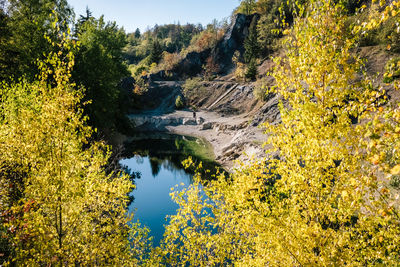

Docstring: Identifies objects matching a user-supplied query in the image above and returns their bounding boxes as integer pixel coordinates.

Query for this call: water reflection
[120,134,220,246]
[121,155,192,246]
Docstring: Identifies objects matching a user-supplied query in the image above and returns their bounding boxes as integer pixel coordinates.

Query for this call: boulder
[201,122,214,130]
[182,118,197,125]
[196,117,205,125]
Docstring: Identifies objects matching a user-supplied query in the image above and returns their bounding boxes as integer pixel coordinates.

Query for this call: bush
[383,57,400,83]
[378,16,400,53]
[390,175,400,189]
[253,77,269,101]
[175,95,185,109]
[203,56,220,80]
[234,62,246,82]
[151,52,182,74]
[134,77,149,95]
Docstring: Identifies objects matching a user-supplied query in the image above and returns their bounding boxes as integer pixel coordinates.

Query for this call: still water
[120,155,192,246]
[120,134,216,246]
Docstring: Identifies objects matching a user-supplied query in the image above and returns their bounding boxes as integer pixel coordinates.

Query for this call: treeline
[124,20,228,83]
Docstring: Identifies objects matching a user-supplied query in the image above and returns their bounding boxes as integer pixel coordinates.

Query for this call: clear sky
[68,0,240,34]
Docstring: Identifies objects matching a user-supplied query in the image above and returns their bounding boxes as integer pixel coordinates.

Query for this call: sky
[68,0,240,34]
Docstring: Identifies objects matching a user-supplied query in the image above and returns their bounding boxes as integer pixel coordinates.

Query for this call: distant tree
[244,16,260,63]
[175,95,184,109]
[237,0,257,15]
[135,28,141,38]
[245,59,257,80]
[149,38,163,64]
[74,6,93,36]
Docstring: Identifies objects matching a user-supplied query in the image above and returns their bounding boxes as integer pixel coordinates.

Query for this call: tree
[244,16,260,63]
[149,38,163,64]
[2,0,73,80]
[245,58,257,80]
[0,33,149,266]
[74,6,93,36]
[73,15,129,131]
[157,1,400,265]
[135,27,141,39]
[237,0,257,15]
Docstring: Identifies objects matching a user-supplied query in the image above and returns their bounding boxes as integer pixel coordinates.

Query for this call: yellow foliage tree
[0,32,149,265]
[157,1,400,266]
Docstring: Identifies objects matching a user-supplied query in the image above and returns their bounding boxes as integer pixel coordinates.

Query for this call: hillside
[126,10,400,170]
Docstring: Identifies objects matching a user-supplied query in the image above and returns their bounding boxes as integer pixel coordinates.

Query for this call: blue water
[120,155,193,246]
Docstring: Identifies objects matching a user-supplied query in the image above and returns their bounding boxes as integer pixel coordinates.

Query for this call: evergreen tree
[135,27,141,38]
[244,16,260,63]
[74,6,93,36]
[237,0,257,15]
[149,38,163,64]
[245,58,258,80]
[73,15,129,131]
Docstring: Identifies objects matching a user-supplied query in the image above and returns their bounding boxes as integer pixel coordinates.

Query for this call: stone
[201,122,214,130]
[182,118,197,125]
[196,117,205,125]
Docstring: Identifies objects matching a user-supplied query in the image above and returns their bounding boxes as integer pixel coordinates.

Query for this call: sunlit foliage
[0,32,148,266]
[156,1,400,265]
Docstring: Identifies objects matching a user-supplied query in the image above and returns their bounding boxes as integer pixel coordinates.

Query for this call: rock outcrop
[143,13,258,80]
[213,13,259,72]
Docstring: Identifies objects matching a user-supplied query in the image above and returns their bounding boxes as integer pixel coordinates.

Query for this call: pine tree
[245,59,258,80]
[244,16,260,63]
[149,39,163,64]
[135,28,141,39]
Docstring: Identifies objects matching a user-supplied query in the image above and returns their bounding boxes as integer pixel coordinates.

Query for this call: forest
[1,0,400,265]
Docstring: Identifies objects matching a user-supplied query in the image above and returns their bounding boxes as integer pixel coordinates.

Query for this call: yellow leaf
[390,164,400,175]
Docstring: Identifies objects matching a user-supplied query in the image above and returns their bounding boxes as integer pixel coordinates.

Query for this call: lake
[119,134,217,246]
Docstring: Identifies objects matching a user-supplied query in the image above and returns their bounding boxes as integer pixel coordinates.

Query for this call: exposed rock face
[176,49,211,77]
[213,13,259,72]
[145,14,257,80]
[133,81,183,112]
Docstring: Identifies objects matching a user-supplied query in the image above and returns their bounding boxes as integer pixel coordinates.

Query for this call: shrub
[203,56,220,80]
[175,95,185,109]
[134,77,149,95]
[151,52,182,74]
[383,57,400,83]
[378,16,400,52]
[253,77,269,101]
[234,62,246,82]
[185,29,224,54]
[390,175,400,189]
